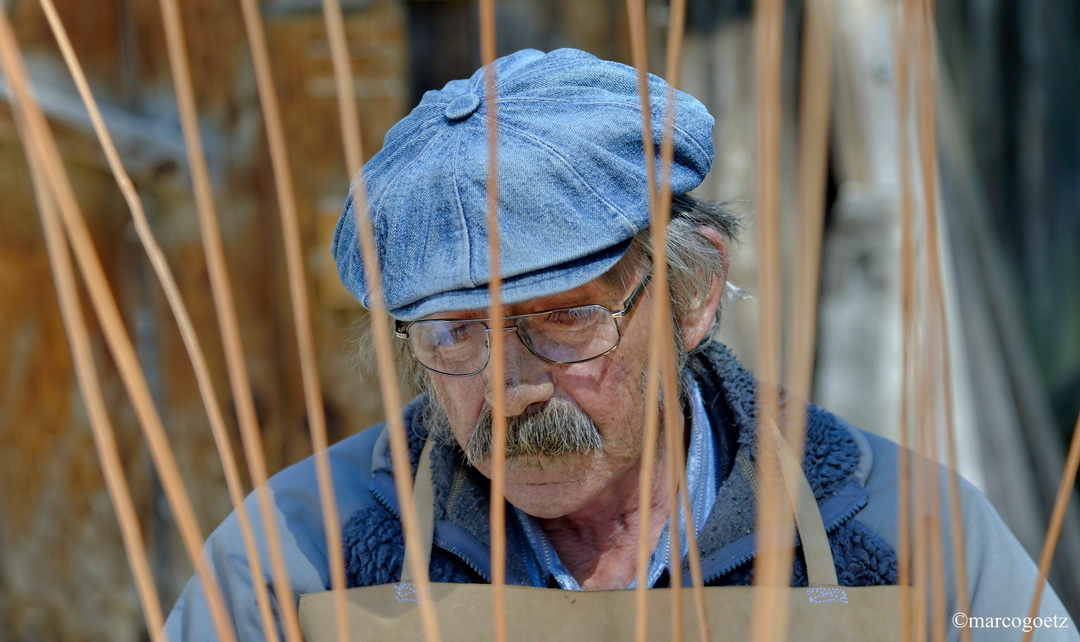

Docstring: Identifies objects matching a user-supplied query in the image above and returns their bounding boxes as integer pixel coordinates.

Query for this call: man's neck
[537,454,673,590]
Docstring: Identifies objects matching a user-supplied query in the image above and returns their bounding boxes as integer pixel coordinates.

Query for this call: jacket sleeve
[946,481,1077,641]
[853,428,1078,641]
[161,424,385,641]
[161,480,338,641]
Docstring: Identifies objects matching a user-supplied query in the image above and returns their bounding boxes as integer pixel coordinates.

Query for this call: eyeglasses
[395,273,651,377]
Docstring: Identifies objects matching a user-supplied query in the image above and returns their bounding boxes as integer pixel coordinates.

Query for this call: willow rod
[320,0,364,174]
[777,0,835,627]
[911,0,971,637]
[345,168,446,642]
[890,0,917,637]
[920,334,947,642]
[750,0,792,639]
[781,0,835,632]
[338,66,444,642]
[658,2,712,636]
[897,0,931,638]
[477,1,508,641]
[1023,410,1080,642]
[653,0,707,638]
[34,0,279,636]
[320,31,446,642]
[153,0,307,638]
[0,9,236,641]
[623,0,663,638]
[27,154,167,641]
[783,0,834,479]
[912,326,930,642]
[313,1,441,639]
[233,1,352,639]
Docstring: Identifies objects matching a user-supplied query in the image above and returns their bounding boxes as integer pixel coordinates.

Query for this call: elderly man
[165,49,1075,640]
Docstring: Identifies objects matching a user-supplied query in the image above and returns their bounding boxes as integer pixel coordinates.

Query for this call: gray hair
[613,193,741,360]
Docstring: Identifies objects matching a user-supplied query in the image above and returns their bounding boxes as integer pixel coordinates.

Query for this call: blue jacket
[164,342,1078,640]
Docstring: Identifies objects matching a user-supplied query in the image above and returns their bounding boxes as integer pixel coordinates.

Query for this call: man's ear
[681,227,728,352]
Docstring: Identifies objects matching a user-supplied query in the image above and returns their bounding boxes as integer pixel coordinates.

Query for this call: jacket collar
[368,341,868,584]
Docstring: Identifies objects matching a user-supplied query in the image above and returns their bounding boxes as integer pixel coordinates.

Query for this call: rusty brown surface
[0,1,404,638]
[0,0,642,638]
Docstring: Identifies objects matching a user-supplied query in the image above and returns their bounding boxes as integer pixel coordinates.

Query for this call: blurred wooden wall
[0,1,632,639]
[0,0,407,638]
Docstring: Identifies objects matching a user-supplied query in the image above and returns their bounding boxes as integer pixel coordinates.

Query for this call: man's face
[424,269,659,520]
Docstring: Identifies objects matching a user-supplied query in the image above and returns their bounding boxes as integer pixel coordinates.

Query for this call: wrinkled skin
[426,229,726,587]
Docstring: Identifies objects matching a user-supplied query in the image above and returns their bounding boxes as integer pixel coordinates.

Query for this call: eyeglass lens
[407,306,621,375]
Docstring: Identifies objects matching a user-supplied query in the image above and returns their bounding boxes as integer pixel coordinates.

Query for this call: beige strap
[399,439,436,584]
[772,423,839,586]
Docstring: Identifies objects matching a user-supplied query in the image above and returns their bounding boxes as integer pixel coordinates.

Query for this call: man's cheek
[431,383,470,429]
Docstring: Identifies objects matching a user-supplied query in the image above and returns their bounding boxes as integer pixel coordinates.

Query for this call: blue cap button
[445,93,481,121]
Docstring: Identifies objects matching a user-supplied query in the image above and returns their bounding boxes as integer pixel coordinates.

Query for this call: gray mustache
[464,399,603,467]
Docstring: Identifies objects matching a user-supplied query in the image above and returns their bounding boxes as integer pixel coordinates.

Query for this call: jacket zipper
[369,477,492,582]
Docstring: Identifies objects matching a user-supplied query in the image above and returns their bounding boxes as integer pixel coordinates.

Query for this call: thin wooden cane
[750,0,791,640]
[622,1,664,640]
[634,302,665,642]
[917,5,973,637]
[784,0,834,460]
[318,40,447,642]
[912,277,949,642]
[314,3,441,640]
[33,1,280,637]
[27,154,168,642]
[911,2,971,638]
[0,10,237,641]
[477,2,508,642]
[920,334,947,642]
[344,172,446,642]
[897,2,932,638]
[1023,410,1080,642]
[657,0,716,637]
[320,0,363,174]
[622,1,703,638]
[336,151,445,642]
[656,221,684,642]
[657,1,691,638]
[912,200,946,642]
[663,372,684,642]
[677,461,710,641]
[318,45,446,642]
[782,0,834,602]
[152,0,305,637]
[890,2,917,638]
[912,321,930,642]
[232,2,352,640]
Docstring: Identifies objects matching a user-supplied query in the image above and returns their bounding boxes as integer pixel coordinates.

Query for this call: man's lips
[479,451,590,484]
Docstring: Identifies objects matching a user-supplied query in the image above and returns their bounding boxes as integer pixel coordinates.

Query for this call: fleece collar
[688,342,867,581]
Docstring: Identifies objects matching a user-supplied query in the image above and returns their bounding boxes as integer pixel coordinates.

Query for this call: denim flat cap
[332,48,714,321]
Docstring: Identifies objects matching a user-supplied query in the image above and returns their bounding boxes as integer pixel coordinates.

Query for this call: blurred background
[0,0,1077,639]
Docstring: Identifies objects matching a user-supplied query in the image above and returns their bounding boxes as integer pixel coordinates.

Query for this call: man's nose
[485,327,555,417]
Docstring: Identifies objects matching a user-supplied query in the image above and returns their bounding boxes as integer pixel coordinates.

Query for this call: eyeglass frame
[394,272,653,377]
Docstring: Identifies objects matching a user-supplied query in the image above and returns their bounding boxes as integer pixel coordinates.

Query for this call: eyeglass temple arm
[612,272,652,320]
